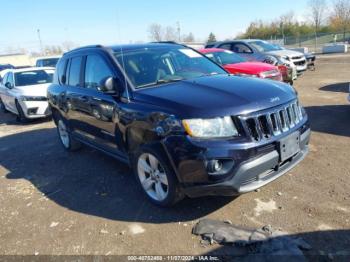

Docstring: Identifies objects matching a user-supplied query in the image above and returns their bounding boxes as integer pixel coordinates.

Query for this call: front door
[69,53,123,155]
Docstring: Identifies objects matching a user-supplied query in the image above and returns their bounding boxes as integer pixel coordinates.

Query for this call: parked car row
[0,41,313,206]
[0,56,60,82]
[205,39,311,84]
[199,48,283,81]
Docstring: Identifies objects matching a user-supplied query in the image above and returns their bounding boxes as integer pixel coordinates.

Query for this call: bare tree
[164,26,177,41]
[308,0,327,33]
[148,23,163,41]
[61,41,76,52]
[182,32,195,42]
[330,0,350,40]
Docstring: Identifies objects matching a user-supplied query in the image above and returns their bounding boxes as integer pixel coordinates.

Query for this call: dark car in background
[0,64,14,72]
[48,43,310,206]
[35,56,61,68]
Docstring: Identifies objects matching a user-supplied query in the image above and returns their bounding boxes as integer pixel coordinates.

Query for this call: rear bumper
[181,128,310,198]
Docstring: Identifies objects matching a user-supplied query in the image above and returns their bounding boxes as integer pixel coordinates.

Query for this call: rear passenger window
[57,59,67,85]
[84,55,113,90]
[68,57,82,86]
[219,44,232,50]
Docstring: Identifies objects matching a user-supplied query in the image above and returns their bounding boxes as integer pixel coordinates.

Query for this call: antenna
[115,8,130,103]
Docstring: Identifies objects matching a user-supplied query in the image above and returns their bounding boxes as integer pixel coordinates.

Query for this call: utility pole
[37,29,43,55]
[176,21,181,42]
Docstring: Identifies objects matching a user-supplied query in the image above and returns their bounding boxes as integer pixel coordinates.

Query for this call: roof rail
[64,45,104,54]
[150,41,180,45]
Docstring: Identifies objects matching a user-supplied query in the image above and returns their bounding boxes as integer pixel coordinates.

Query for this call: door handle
[80,96,89,102]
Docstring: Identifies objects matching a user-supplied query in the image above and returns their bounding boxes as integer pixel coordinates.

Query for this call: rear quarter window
[56,59,67,85]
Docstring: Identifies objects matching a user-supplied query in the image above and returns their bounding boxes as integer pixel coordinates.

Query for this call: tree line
[238,0,350,40]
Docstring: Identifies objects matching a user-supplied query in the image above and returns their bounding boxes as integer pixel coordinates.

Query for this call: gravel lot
[0,54,349,258]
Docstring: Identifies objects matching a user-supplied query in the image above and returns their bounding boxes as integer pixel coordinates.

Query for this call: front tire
[57,117,82,151]
[133,146,184,207]
[0,98,8,113]
[15,100,27,122]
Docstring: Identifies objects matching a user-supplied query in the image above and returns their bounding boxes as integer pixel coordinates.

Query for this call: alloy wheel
[58,120,70,148]
[137,153,169,202]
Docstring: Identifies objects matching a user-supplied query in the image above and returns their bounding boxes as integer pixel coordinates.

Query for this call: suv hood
[134,75,297,119]
[266,49,305,58]
[15,83,50,97]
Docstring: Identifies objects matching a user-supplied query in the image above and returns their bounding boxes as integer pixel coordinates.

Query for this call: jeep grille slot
[239,101,303,141]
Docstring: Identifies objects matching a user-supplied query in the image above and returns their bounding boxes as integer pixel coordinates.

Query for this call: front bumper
[183,129,310,197]
[295,63,307,74]
[19,100,51,119]
[163,122,310,198]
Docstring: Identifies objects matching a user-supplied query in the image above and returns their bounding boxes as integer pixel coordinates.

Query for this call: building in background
[0,53,34,67]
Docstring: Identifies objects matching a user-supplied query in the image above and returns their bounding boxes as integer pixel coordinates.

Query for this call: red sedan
[199,48,283,82]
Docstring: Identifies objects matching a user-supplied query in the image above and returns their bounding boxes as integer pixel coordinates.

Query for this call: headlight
[235,73,258,78]
[20,96,47,101]
[182,116,238,138]
[263,55,279,65]
[281,55,290,61]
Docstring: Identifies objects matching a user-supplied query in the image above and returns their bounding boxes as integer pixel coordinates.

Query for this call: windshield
[114,46,226,89]
[205,50,247,65]
[249,41,283,52]
[15,70,54,87]
[39,58,60,67]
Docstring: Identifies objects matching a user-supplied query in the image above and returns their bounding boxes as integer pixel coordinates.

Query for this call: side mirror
[5,82,13,89]
[99,77,121,96]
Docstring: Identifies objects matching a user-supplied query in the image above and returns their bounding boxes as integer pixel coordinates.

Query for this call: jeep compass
[48,43,310,206]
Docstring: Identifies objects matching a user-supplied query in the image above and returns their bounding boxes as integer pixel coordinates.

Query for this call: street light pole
[177,21,181,42]
[37,29,43,55]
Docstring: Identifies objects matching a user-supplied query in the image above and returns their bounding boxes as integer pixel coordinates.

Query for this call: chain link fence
[266,31,350,54]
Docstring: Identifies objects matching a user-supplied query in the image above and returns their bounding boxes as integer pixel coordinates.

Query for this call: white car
[0,67,54,121]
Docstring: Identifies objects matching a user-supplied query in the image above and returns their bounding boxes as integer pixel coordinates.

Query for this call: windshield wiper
[136,78,184,89]
[199,72,221,78]
[156,78,183,84]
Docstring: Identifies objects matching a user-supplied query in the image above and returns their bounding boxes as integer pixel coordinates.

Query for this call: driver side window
[1,73,8,86]
[7,73,14,87]
[232,43,253,54]
[84,55,113,90]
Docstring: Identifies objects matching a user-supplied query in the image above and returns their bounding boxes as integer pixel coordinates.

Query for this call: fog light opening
[213,160,223,172]
[207,159,234,176]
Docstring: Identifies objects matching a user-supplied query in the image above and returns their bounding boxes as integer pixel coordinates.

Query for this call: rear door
[64,56,85,130]
[4,72,17,112]
[0,73,9,108]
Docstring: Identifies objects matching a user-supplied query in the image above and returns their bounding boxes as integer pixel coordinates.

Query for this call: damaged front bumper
[181,128,310,198]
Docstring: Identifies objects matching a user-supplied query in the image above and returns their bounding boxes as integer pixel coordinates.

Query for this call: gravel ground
[0,54,349,258]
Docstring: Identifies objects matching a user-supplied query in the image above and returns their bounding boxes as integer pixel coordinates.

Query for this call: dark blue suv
[48,43,310,206]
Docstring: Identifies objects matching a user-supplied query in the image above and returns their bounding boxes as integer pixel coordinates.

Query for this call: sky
[0,0,310,53]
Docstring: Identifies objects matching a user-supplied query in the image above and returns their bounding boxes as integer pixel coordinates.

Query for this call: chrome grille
[239,101,303,141]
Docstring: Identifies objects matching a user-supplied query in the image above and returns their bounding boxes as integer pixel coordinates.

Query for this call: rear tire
[56,116,82,151]
[15,100,28,123]
[133,146,184,207]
